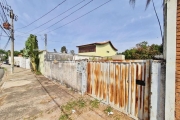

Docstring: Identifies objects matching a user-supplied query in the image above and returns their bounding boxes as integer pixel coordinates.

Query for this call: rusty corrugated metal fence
[87,60,150,120]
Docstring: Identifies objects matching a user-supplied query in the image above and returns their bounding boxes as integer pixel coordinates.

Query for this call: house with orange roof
[76,41,118,57]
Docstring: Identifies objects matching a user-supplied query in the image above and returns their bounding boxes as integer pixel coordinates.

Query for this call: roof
[76,41,118,51]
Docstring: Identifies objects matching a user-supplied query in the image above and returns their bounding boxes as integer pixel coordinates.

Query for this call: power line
[0,0,11,37]
[0,34,9,37]
[3,0,7,5]
[0,24,10,36]
[16,0,67,30]
[46,0,112,34]
[26,0,85,33]
[15,33,42,38]
[0,1,8,22]
[0,29,2,49]
[3,36,10,50]
[37,0,93,33]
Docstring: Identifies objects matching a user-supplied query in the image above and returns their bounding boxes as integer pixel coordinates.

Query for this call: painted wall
[78,43,117,57]
[96,43,117,57]
[164,0,177,120]
[176,0,180,120]
[38,51,46,74]
[43,61,84,92]
[9,56,30,69]
[73,55,101,60]
[78,51,96,56]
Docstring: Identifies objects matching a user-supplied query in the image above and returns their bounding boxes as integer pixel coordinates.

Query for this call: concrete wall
[164,0,177,119]
[38,51,46,74]
[150,61,165,120]
[73,55,102,60]
[9,57,30,69]
[41,59,165,119]
[46,52,73,61]
[43,61,83,92]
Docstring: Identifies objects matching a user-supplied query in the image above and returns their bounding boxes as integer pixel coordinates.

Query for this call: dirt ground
[0,65,133,120]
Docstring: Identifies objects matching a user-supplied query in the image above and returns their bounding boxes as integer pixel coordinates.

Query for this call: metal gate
[87,60,150,120]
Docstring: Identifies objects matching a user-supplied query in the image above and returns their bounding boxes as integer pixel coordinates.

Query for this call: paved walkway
[0,65,132,120]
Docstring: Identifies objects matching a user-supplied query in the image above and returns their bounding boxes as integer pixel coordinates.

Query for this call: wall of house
[78,45,96,53]
[176,0,180,119]
[78,43,117,57]
[78,51,96,56]
[96,43,117,57]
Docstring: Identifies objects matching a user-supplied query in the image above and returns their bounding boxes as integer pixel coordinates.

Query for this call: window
[79,46,96,53]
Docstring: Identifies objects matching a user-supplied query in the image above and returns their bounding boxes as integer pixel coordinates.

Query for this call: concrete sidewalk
[0,65,132,120]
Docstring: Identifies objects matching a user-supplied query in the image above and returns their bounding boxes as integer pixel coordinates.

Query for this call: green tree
[14,51,20,56]
[24,34,39,72]
[0,49,8,61]
[121,41,162,59]
[20,49,24,54]
[129,0,151,9]
[8,50,21,56]
[61,46,67,53]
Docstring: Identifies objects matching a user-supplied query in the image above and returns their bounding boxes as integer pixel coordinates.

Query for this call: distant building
[76,41,118,57]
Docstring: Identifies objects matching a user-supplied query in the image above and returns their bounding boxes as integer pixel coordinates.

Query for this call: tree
[61,46,67,53]
[20,49,24,54]
[70,50,75,55]
[121,41,162,59]
[129,0,151,9]
[14,51,20,56]
[24,34,39,72]
[7,50,21,56]
[0,49,8,61]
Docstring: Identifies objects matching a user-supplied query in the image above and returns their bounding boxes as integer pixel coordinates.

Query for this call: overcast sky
[1,0,163,53]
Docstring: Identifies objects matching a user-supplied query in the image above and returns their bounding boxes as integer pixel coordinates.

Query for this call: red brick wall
[176,1,180,119]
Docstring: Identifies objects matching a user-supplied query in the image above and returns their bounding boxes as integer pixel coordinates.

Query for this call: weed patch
[104,106,113,114]
[59,114,69,120]
[90,99,100,108]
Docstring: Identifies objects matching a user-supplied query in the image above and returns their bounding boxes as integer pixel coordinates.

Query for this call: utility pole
[44,34,47,51]
[10,10,14,73]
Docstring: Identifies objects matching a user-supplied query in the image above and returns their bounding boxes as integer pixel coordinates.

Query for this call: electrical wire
[0,34,9,37]
[26,0,85,33]
[0,1,8,22]
[0,24,10,36]
[37,0,93,33]
[16,0,67,30]
[0,2,7,23]
[0,29,2,49]
[46,0,112,34]
[3,36,10,50]
[0,0,11,37]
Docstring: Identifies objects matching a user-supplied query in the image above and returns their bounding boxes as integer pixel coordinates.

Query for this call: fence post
[81,61,87,95]
[150,60,165,120]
